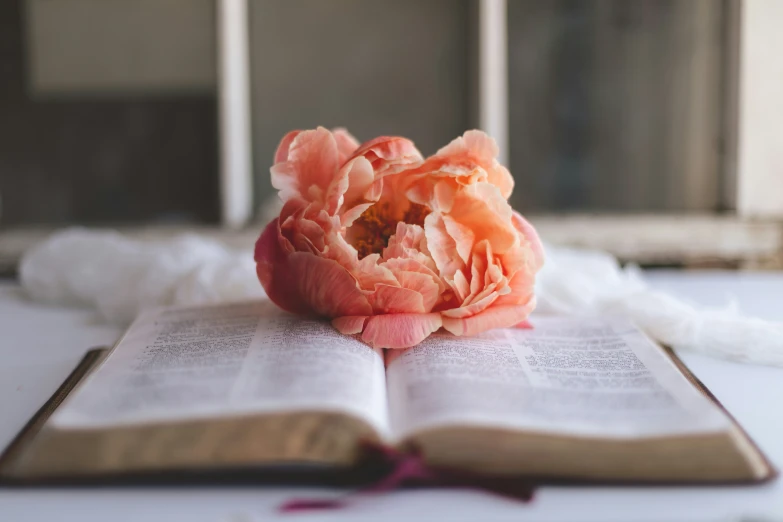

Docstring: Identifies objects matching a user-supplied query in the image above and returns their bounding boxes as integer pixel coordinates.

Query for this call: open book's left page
[49,301,390,438]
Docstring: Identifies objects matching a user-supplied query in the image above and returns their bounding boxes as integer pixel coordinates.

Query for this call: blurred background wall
[0,0,741,226]
[0,0,219,226]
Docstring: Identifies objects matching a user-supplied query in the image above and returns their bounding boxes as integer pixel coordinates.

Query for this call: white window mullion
[217,0,253,229]
[736,0,783,218]
[478,0,509,166]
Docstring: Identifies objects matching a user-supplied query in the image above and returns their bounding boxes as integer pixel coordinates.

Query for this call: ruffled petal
[512,211,545,271]
[423,213,464,283]
[350,136,423,177]
[271,127,340,207]
[493,268,535,307]
[435,130,514,199]
[447,183,517,255]
[353,254,399,291]
[334,156,378,221]
[332,127,360,163]
[274,130,301,164]
[370,284,425,314]
[441,299,536,337]
[393,270,441,312]
[441,290,499,318]
[361,313,443,349]
[332,315,369,335]
[287,252,373,317]
[442,215,475,264]
[254,218,310,315]
[380,257,446,294]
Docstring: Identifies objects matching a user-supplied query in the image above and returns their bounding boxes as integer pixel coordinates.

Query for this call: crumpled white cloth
[19,228,783,366]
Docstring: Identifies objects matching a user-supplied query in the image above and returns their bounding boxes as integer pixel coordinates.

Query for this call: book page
[386,316,731,440]
[50,301,389,436]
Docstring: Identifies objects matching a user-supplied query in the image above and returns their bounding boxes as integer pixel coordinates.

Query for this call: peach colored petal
[448,183,517,255]
[370,284,425,314]
[361,313,443,349]
[280,215,325,254]
[322,225,361,269]
[463,279,500,307]
[433,180,456,213]
[332,315,369,335]
[435,130,514,199]
[494,268,535,307]
[404,164,485,209]
[350,136,423,177]
[254,218,310,315]
[353,254,399,291]
[274,130,301,164]
[441,290,499,318]
[341,202,374,227]
[384,222,426,253]
[393,271,441,312]
[423,213,465,282]
[380,257,446,294]
[271,127,339,206]
[468,240,490,298]
[487,163,515,201]
[441,299,536,337]
[442,215,474,263]
[436,129,498,158]
[382,223,439,274]
[332,157,379,223]
[452,269,470,302]
[332,128,360,163]
[287,252,373,317]
[512,211,545,271]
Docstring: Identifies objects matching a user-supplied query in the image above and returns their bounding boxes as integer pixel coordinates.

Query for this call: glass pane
[248,0,472,205]
[0,0,219,226]
[508,0,728,213]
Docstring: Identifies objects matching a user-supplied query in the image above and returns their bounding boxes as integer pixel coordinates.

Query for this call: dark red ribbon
[279,442,536,513]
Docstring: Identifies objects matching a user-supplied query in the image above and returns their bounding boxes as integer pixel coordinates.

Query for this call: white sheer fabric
[19,228,783,366]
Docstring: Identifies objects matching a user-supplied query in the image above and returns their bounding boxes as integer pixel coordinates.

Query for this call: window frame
[214,0,782,266]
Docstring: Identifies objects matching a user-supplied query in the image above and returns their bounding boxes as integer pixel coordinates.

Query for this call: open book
[0,301,774,485]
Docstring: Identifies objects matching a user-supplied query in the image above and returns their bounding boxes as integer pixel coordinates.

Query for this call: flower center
[352,202,429,259]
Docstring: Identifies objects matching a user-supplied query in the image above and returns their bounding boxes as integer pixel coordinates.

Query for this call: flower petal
[435,130,514,199]
[361,313,443,349]
[271,127,340,207]
[274,130,301,164]
[381,257,446,294]
[441,290,499,318]
[332,127,360,163]
[370,284,425,314]
[441,299,536,337]
[493,268,535,307]
[287,251,373,317]
[335,156,377,220]
[332,315,369,335]
[254,218,310,315]
[423,213,464,282]
[353,254,399,291]
[512,211,545,271]
[447,183,517,255]
[350,136,423,177]
[442,215,474,264]
[452,269,470,302]
[394,270,441,312]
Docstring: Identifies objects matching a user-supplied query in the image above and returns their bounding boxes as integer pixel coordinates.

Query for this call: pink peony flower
[255,127,544,349]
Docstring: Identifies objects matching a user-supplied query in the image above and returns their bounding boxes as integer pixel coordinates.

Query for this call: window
[1,0,781,269]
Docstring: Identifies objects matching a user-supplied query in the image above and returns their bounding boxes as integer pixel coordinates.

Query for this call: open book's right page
[386,316,731,441]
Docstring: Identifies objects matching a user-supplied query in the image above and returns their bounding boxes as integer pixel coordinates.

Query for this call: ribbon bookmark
[279,443,536,513]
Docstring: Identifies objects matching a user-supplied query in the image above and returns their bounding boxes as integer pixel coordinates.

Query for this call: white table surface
[1,272,782,522]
